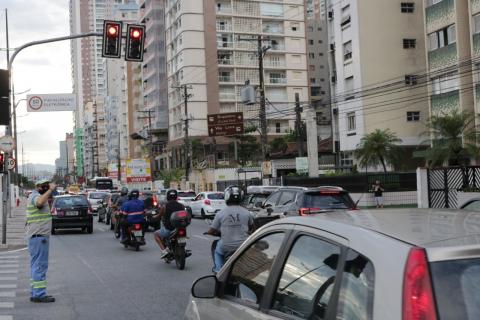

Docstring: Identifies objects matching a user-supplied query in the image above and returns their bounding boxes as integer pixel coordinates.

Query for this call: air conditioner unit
[330,43,335,51]
[331,75,337,83]
[332,108,338,115]
[328,11,334,20]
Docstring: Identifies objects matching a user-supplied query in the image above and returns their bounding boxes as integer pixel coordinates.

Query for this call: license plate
[133,230,143,237]
[65,211,78,216]
[177,237,186,244]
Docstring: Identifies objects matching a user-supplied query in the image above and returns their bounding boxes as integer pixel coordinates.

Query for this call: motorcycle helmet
[224,186,243,205]
[166,189,178,201]
[120,187,129,196]
[128,189,140,200]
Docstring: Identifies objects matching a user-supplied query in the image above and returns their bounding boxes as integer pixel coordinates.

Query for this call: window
[347,112,356,131]
[345,76,354,100]
[341,5,351,28]
[431,72,458,94]
[275,122,281,133]
[308,26,314,32]
[277,191,296,206]
[405,75,418,86]
[309,53,315,59]
[264,192,281,207]
[428,24,456,51]
[272,235,341,319]
[336,250,375,320]
[310,78,316,84]
[309,39,314,45]
[401,2,415,13]
[403,39,416,49]
[291,23,299,31]
[309,65,316,71]
[407,111,420,121]
[225,233,285,304]
[343,41,352,61]
[260,3,284,17]
[474,14,480,34]
[427,0,442,6]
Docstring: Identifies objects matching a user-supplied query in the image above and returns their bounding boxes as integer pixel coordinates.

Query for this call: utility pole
[137,110,154,181]
[65,139,69,183]
[306,106,319,178]
[93,101,100,177]
[172,84,192,182]
[295,93,304,157]
[117,133,121,183]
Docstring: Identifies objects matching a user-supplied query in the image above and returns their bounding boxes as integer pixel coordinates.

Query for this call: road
[6,218,214,320]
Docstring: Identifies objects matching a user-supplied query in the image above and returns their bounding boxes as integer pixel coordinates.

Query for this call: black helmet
[120,187,128,196]
[224,186,243,205]
[166,189,178,201]
[128,189,140,200]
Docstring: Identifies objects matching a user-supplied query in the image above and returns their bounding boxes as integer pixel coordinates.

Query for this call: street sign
[27,94,76,112]
[296,157,308,174]
[6,157,15,170]
[208,112,244,137]
[0,136,14,153]
[262,161,272,176]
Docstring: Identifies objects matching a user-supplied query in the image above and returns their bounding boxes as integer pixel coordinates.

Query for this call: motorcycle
[145,208,161,231]
[123,222,146,251]
[112,209,122,238]
[163,210,192,270]
[203,219,235,273]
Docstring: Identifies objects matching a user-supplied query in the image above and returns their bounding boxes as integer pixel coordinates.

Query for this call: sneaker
[160,249,170,259]
[30,296,55,303]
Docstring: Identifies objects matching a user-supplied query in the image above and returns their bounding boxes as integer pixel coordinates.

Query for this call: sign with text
[295,157,308,174]
[208,112,244,137]
[125,158,151,183]
[27,94,76,112]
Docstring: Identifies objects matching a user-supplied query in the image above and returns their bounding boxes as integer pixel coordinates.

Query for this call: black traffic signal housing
[102,20,123,58]
[0,69,10,126]
[125,24,146,62]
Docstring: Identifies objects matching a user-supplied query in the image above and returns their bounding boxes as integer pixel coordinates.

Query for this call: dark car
[51,195,93,234]
[254,186,356,228]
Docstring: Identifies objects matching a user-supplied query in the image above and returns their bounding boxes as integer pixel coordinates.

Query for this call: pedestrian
[16,197,20,207]
[372,180,384,208]
[26,179,56,303]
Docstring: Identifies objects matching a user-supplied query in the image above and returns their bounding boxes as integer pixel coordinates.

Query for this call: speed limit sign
[7,157,15,170]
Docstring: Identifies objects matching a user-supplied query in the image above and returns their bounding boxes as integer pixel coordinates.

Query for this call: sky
[0,0,73,166]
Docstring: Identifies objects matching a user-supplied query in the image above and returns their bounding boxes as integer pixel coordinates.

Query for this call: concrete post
[416,167,429,208]
[306,106,319,177]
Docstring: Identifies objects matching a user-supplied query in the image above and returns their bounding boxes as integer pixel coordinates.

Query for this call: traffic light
[102,20,122,58]
[0,69,10,126]
[125,24,145,62]
[0,153,4,172]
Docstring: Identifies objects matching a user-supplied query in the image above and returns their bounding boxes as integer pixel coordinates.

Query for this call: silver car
[185,208,480,320]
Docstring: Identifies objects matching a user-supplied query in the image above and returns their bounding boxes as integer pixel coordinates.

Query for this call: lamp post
[13,95,29,186]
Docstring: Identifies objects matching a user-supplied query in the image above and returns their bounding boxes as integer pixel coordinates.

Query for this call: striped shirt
[25,190,52,238]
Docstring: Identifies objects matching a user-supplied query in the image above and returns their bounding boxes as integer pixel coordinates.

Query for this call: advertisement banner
[125,158,151,183]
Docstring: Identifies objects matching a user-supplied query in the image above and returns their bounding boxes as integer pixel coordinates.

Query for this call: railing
[218,76,233,82]
[219,92,236,100]
[269,77,286,84]
[218,58,233,65]
[262,26,283,34]
[216,24,233,31]
[217,41,234,49]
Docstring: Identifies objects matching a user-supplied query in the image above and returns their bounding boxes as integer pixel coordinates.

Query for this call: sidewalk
[0,199,27,251]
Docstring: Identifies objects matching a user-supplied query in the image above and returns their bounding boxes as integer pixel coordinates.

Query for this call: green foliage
[355,129,402,173]
[269,136,288,154]
[230,134,261,166]
[422,110,479,166]
[157,169,184,188]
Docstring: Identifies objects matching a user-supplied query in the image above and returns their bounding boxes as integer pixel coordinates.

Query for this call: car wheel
[135,244,140,251]
[110,222,114,230]
[201,209,206,219]
[51,228,56,235]
[87,225,93,234]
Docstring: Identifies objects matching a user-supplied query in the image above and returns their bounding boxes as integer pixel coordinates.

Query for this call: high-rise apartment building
[164,0,309,169]
[327,0,429,169]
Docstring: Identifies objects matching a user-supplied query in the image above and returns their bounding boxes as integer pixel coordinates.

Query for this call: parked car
[460,198,480,211]
[177,190,197,207]
[51,195,93,234]
[187,192,226,218]
[186,208,480,320]
[242,185,280,212]
[87,191,110,214]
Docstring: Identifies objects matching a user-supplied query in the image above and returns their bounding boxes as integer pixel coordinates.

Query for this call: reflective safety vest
[26,192,52,237]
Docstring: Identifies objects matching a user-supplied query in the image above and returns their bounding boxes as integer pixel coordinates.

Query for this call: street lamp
[13,96,29,186]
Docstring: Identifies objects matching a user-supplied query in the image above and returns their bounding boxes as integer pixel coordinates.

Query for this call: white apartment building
[327,0,429,169]
[164,0,309,167]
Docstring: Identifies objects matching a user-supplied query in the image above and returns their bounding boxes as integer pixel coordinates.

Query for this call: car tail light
[51,208,57,216]
[403,248,437,320]
[177,228,186,237]
[299,208,321,216]
[153,196,158,207]
[133,224,142,231]
[204,199,211,205]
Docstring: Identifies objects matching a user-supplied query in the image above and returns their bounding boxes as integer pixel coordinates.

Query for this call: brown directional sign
[208,112,244,136]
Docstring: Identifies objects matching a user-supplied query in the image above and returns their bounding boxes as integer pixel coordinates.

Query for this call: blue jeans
[155,226,172,241]
[28,236,50,298]
[213,239,225,273]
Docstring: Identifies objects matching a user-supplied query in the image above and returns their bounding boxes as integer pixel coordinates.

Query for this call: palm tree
[423,110,479,166]
[355,129,402,173]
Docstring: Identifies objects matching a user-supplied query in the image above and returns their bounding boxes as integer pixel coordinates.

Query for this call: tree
[157,169,184,188]
[355,129,402,173]
[423,110,479,166]
[229,134,261,166]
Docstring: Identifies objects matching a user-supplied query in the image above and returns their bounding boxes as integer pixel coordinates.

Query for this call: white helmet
[224,186,243,205]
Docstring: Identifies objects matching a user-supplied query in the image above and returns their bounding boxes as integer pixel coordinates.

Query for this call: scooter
[163,210,192,270]
[122,222,146,251]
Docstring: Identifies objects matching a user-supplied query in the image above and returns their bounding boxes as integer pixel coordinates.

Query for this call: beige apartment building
[164,0,309,168]
[327,0,429,169]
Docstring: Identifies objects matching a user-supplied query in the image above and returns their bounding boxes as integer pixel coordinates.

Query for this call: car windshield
[55,196,88,208]
[303,193,353,209]
[178,192,196,198]
[207,193,224,200]
[430,258,480,319]
[89,192,107,199]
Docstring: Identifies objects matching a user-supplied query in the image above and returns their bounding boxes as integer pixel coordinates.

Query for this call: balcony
[428,43,457,70]
[269,77,287,84]
[218,58,233,65]
[430,90,459,115]
[219,91,236,101]
[473,0,480,15]
[426,0,455,33]
[216,23,233,32]
[218,75,233,83]
[217,41,234,49]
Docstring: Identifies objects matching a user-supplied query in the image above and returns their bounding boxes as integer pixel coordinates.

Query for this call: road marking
[0,315,13,320]
[0,246,27,254]
[0,265,19,269]
[0,271,17,275]
[0,257,18,260]
[0,277,17,281]
[0,292,15,298]
[193,235,210,241]
[97,227,106,232]
[0,302,14,308]
[0,284,17,289]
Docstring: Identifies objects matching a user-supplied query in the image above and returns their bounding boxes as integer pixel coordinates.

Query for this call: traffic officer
[26,179,56,303]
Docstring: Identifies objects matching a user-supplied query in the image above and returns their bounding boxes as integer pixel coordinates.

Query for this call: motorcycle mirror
[191,275,218,299]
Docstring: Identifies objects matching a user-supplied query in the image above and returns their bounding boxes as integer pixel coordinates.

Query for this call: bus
[88,177,114,191]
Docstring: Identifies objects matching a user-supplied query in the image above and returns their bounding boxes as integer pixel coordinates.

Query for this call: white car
[177,190,197,207]
[188,192,226,218]
[87,191,109,213]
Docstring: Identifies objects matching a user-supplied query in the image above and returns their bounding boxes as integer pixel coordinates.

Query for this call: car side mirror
[254,201,263,208]
[267,207,273,215]
[191,275,218,299]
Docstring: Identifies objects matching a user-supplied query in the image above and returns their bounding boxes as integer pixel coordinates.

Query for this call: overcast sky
[0,0,73,166]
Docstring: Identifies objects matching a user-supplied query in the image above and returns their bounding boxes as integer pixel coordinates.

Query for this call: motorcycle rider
[120,189,145,243]
[154,189,185,258]
[114,187,129,209]
[205,186,254,273]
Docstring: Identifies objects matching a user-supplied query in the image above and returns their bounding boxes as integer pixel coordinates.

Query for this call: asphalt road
[11,218,215,320]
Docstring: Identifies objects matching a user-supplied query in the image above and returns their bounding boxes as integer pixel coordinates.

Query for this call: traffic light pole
[3,32,101,244]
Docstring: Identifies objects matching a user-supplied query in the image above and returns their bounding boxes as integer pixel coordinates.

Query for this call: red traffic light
[102,20,123,58]
[107,25,119,37]
[130,28,142,39]
[125,24,145,62]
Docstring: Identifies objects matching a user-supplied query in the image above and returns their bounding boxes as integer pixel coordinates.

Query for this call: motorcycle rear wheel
[174,245,186,270]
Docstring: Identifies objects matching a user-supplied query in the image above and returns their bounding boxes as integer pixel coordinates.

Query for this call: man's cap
[35,179,50,186]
